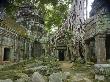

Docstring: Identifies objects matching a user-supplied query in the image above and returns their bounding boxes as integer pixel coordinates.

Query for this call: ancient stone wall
[84,0,110,63]
[0,15,31,63]
[0,28,31,63]
[16,2,45,58]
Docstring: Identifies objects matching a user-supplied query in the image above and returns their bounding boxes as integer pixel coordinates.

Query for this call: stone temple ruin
[0,0,110,82]
[1,0,110,65]
[0,2,46,63]
[51,0,110,64]
[84,0,110,64]
[0,0,110,65]
[49,1,110,80]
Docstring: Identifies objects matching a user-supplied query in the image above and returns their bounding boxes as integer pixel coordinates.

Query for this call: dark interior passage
[58,50,65,61]
[3,48,10,61]
[106,35,110,60]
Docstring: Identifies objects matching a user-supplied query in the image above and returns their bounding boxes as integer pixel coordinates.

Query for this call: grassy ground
[0,57,95,82]
[0,56,61,81]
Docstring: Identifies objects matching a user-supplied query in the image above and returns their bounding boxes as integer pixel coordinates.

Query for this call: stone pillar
[95,34,106,64]
[66,46,69,61]
[28,42,32,59]
[0,47,3,63]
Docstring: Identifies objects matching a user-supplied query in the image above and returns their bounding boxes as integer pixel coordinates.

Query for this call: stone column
[28,42,32,59]
[89,41,94,56]
[0,36,3,63]
[95,34,106,64]
[0,47,3,63]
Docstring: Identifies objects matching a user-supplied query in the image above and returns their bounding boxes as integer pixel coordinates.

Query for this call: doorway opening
[3,48,10,61]
[106,34,110,60]
[58,50,65,61]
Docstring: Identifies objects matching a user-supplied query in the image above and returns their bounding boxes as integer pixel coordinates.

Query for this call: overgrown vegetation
[1,0,72,33]
[0,55,95,81]
[0,55,61,80]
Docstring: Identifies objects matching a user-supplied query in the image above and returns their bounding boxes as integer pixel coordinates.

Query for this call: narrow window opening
[3,48,10,61]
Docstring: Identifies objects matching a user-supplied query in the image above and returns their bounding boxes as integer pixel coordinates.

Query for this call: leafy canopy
[4,0,72,32]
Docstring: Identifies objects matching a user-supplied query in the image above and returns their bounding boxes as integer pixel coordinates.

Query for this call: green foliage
[0,70,21,80]
[5,0,72,33]
[0,55,60,80]
[5,3,17,16]
[44,3,68,32]
[44,0,72,32]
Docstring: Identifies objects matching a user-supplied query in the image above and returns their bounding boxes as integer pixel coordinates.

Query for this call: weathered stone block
[31,72,45,82]
[94,64,110,75]
[49,72,71,82]
[95,75,105,81]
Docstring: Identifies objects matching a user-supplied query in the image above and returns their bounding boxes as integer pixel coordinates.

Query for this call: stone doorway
[3,48,10,61]
[58,50,65,61]
[106,34,110,60]
[89,40,96,62]
[32,41,43,57]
